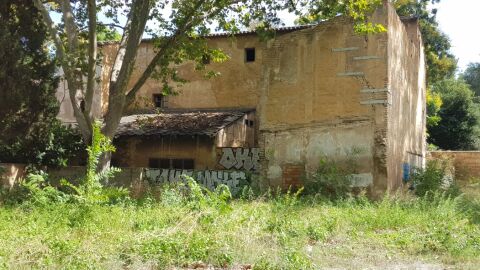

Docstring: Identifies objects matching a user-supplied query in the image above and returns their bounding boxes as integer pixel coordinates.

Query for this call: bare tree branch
[58,0,79,52]
[124,0,211,107]
[99,23,126,30]
[85,0,97,120]
[33,0,91,140]
[103,0,152,137]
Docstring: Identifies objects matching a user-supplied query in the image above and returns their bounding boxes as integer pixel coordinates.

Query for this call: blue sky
[432,0,480,72]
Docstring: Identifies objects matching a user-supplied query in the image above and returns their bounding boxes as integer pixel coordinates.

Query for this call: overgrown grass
[0,190,479,269]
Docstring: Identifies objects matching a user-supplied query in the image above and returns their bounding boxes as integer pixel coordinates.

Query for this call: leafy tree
[296,0,386,33]
[428,79,480,150]
[96,26,122,42]
[462,62,480,97]
[426,89,442,129]
[0,0,83,167]
[395,0,457,84]
[33,0,385,169]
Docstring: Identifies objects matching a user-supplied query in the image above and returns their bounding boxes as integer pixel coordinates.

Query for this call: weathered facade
[57,2,426,195]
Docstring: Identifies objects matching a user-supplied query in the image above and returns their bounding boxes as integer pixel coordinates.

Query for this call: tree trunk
[97,151,112,174]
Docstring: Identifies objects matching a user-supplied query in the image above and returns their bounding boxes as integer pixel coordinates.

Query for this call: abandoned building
[56,2,426,196]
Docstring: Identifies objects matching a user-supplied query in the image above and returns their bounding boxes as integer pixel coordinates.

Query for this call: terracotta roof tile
[115,109,253,137]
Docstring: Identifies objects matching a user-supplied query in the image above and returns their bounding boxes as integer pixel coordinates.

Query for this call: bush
[410,160,461,198]
[304,157,353,200]
[0,171,71,206]
[1,122,125,206]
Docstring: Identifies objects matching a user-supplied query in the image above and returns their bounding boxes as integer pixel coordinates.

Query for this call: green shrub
[457,196,480,224]
[1,122,125,206]
[0,171,71,206]
[185,176,232,212]
[304,157,352,200]
[411,160,461,198]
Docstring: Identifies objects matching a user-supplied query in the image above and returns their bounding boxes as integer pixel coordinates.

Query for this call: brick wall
[282,164,304,189]
[429,151,480,181]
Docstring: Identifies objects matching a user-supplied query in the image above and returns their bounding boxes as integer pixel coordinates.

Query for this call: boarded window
[245,48,255,62]
[149,158,170,169]
[148,158,195,170]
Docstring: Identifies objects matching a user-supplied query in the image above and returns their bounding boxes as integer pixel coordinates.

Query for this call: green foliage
[395,0,457,84]
[68,121,122,204]
[83,122,119,195]
[457,196,480,224]
[0,172,72,206]
[157,176,233,212]
[410,160,457,198]
[304,158,352,200]
[0,122,84,168]
[462,62,480,97]
[297,0,386,34]
[1,122,125,206]
[96,25,121,42]
[1,194,479,268]
[428,79,480,150]
[0,1,83,167]
[304,149,362,199]
[426,89,442,128]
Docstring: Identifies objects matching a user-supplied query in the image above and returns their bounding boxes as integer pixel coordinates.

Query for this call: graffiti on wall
[218,148,260,171]
[145,169,247,191]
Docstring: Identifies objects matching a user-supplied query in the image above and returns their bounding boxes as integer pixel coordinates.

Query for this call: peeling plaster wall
[386,9,427,191]
[263,122,375,188]
[100,35,274,111]
[258,4,391,193]
[54,2,426,194]
[56,68,104,123]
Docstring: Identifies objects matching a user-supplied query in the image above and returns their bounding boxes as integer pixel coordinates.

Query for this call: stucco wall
[386,8,427,191]
[258,5,391,193]
[99,34,272,112]
[56,68,104,123]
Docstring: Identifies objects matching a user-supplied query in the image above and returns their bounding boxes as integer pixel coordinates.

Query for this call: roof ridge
[99,24,317,45]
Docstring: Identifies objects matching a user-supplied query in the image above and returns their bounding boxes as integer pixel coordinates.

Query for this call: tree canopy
[0,0,83,166]
[462,63,480,97]
[428,79,480,150]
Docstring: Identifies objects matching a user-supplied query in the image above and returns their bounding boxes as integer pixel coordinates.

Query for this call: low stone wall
[47,166,146,198]
[0,164,250,198]
[429,151,480,181]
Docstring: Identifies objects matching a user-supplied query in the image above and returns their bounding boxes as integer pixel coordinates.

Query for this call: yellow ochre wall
[64,1,425,194]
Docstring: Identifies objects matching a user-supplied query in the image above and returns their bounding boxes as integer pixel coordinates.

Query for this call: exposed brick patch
[430,151,480,181]
[282,164,304,189]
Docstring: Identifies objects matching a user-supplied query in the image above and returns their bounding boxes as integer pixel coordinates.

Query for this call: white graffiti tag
[219,148,260,171]
[145,169,246,191]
